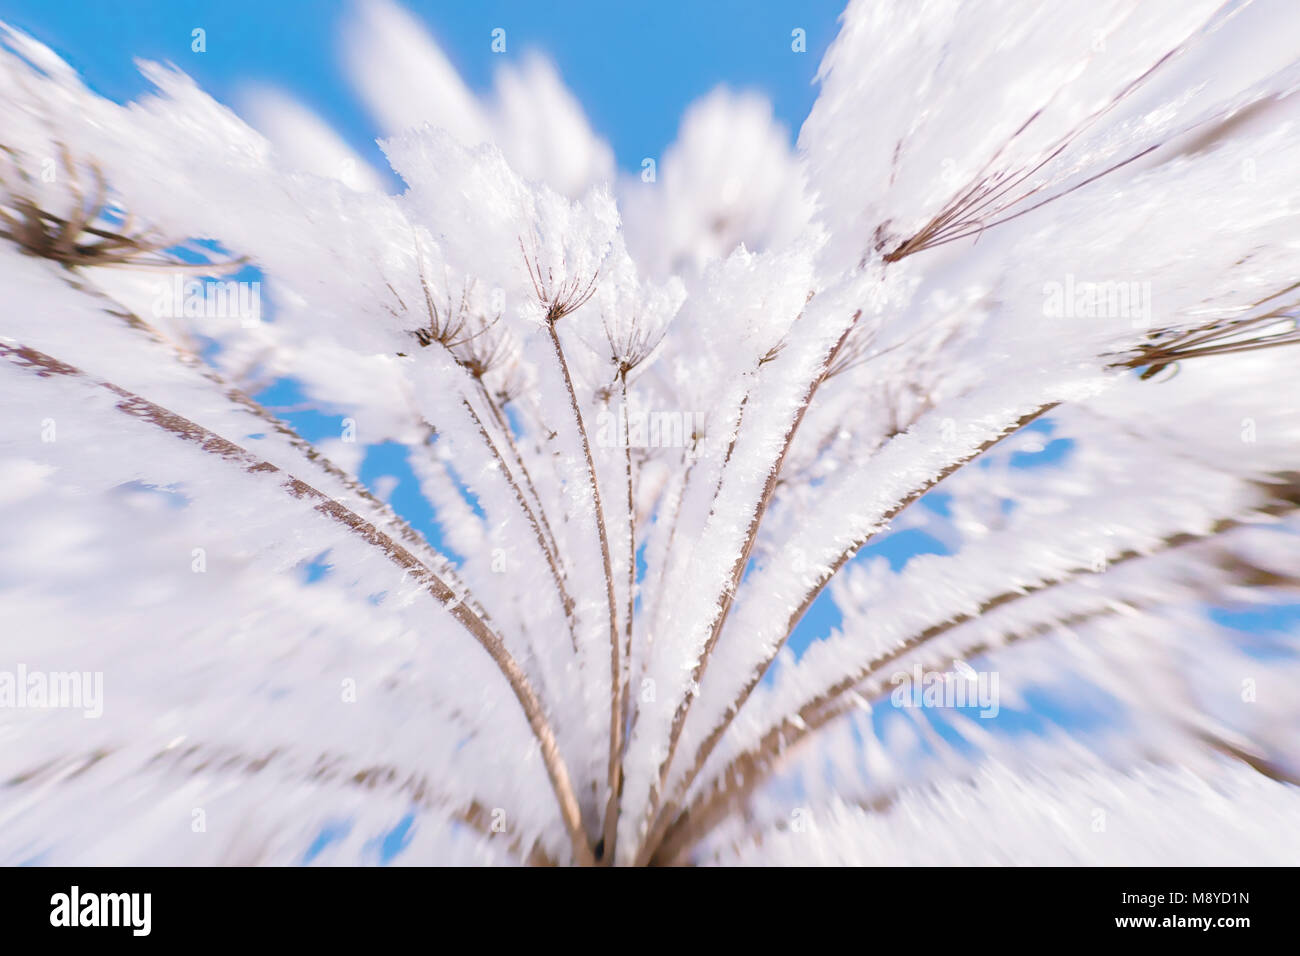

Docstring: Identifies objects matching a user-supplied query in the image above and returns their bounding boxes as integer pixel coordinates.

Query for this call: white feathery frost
[1,0,1298,865]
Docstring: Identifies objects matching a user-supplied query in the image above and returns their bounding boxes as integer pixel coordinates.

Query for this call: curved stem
[475,376,564,567]
[640,401,1057,863]
[0,341,596,866]
[635,316,858,864]
[460,395,581,654]
[652,502,1291,863]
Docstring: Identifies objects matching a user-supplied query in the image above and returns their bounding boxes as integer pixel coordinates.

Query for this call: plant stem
[544,320,622,861]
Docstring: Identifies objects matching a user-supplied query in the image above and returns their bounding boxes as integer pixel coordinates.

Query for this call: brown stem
[600,374,638,863]
[544,320,622,860]
[640,401,1058,863]
[460,395,581,654]
[1195,731,1300,788]
[882,6,1220,263]
[149,740,559,865]
[1,341,595,866]
[636,315,860,864]
[474,376,565,568]
[618,456,697,800]
[64,276,490,618]
[646,459,695,633]
[653,502,1293,863]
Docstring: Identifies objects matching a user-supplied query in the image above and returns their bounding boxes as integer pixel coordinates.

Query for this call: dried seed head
[519,236,599,324]
[601,309,667,382]
[1113,286,1300,376]
[0,143,241,272]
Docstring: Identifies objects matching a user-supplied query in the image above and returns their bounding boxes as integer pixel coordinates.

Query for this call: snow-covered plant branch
[3,0,1300,866]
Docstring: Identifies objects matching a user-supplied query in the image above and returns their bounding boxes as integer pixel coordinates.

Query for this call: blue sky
[0,0,844,172]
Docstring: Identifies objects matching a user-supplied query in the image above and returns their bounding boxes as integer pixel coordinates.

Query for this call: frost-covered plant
[2,0,1300,866]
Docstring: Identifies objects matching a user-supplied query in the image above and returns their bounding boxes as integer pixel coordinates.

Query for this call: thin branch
[460,394,581,654]
[600,371,638,862]
[653,496,1298,863]
[639,401,1057,862]
[880,4,1231,263]
[0,144,243,271]
[542,318,621,859]
[519,239,617,854]
[635,311,859,864]
[72,277,487,615]
[8,741,556,866]
[1114,297,1300,378]
[0,341,596,865]
[472,375,565,582]
[1194,730,1300,788]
